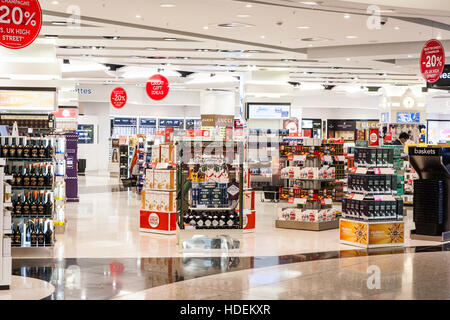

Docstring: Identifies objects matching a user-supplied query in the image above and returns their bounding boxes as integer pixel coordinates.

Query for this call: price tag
[381,195,395,201]
[288,198,294,204]
[373,168,381,174]
[156,163,169,169]
[348,193,365,201]
[350,167,358,174]
[294,198,307,204]
[356,168,368,174]
[373,195,383,201]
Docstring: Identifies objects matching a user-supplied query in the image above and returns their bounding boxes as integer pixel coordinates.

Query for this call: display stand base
[67,198,79,203]
[139,228,176,235]
[340,218,405,248]
[0,285,10,291]
[11,247,53,257]
[176,227,243,253]
[275,219,339,231]
[410,230,450,243]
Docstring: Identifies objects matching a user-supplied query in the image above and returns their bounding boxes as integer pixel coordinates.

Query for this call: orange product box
[152,145,161,163]
[142,190,176,213]
[153,169,176,190]
[145,169,154,189]
[160,145,175,163]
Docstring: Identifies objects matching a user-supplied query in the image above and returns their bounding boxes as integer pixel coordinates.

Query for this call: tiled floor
[5,171,449,300]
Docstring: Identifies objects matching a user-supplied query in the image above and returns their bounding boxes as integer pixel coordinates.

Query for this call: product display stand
[0,135,61,257]
[408,146,450,241]
[340,147,405,248]
[176,139,244,253]
[140,143,177,234]
[277,138,340,231]
[0,158,11,290]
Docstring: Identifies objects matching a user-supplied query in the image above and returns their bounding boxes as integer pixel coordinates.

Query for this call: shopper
[393,132,410,145]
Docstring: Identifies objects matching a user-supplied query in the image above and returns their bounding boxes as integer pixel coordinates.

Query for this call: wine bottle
[22,192,31,217]
[26,220,32,244]
[196,215,204,229]
[30,220,37,247]
[15,166,23,187]
[226,213,235,229]
[44,221,53,247]
[23,165,30,186]
[219,214,226,228]
[37,165,45,187]
[8,137,17,158]
[37,192,46,217]
[44,192,53,216]
[31,139,38,158]
[30,165,37,187]
[0,137,9,158]
[205,214,212,229]
[12,166,18,187]
[14,224,22,247]
[23,138,31,158]
[37,220,45,247]
[30,192,38,216]
[46,165,53,187]
[45,139,52,158]
[16,137,24,158]
[212,214,219,228]
[12,193,20,216]
[38,139,46,158]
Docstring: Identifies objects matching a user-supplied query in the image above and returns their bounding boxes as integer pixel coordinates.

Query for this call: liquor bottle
[196,215,204,229]
[23,165,30,186]
[12,193,21,216]
[37,192,46,217]
[14,224,22,247]
[3,165,10,176]
[8,137,17,158]
[30,220,37,247]
[44,192,53,216]
[226,213,235,229]
[219,214,226,228]
[45,139,52,158]
[234,213,240,229]
[15,166,23,187]
[30,192,38,216]
[212,214,219,228]
[38,139,46,158]
[31,139,38,158]
[26,220,32,244]
[22,192,31,217]
[183,213,190,225]
[30,165,37,187]
[0,137,9,158]
[37,220,45,247]
[23,138,31,159]
[188,214,196,227]
[205,214,212,229]
[37,165,45,187]
[16,137,24,158]
[44,221,53,246]
[45,165,53,187]
[11,166,18,186]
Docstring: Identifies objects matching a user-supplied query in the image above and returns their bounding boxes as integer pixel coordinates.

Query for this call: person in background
[393,132,410,145]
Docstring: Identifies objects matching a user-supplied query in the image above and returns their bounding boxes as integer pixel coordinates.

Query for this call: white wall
[302,107,380,120]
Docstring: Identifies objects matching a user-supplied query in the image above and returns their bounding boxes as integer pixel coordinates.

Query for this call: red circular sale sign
[110,87,127,109]
[420,39,445,83]
[0,0,43,49]
[146,74,169,101]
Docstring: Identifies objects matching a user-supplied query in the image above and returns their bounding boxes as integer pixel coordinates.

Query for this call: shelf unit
[0,159,11,290]
[276,138,340,231]
[340,147,405,248]
[176,140,245,252]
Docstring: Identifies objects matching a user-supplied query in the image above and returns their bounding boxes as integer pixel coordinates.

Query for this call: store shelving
[176,139,245,252]
[340,146,405,248]
[0,159,11,290]
[276,138,340,231]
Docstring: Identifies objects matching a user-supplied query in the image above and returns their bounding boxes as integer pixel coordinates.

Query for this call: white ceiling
[37,0,450,87]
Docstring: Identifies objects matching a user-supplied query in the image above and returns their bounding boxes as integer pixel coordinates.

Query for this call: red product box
[243,190,255,210]
[140,211,176,234]
[244,209,256,231]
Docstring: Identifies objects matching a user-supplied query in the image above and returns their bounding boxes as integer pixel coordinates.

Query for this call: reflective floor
[5,172,450,300]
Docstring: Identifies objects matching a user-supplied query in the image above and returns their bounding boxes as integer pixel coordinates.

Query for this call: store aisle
[24,172,439,259]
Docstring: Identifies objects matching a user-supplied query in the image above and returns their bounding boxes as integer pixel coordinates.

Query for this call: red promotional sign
[52,108,78,119]
[110,87,127,109]
[420,39,445,83]
[165,127,174,143]
[368,129,379,146]
[146,74,169,101]
[0,0,42,49]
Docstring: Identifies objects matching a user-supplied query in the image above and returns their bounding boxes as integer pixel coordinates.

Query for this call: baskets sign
[146,74,170,101]
[0,0,43,49]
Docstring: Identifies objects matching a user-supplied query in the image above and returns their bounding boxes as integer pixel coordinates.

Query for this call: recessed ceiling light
[136,14,141,18]
[216,22,253,28]
[394,26,400,30]
[51,21,66,26]
[247,50,260,53]
[146,47,157,51]
[308,44,313,47]
[260,35,265,39]
[346,58,351,61]
[203,26,209,30]
[45,35,58,39]
[437,35,442,40]
[246,4,252,8]
[164,37,177,41]
[52,0,59,4]
[346,35,358,39]
[344,14,351,19]
[407,54,412,58]
[301,1,319,5]
[301,37,330,41]
[237,14,251,18]
[297,26,310,29]
[160,3,176,7]
[196,49,209,52]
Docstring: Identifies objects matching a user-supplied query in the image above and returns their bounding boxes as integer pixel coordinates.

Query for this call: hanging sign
[146,74,169,101]
[420,39,445,84]
[110,87,127,109]
[0,0,43,49]
[368,128,379,146]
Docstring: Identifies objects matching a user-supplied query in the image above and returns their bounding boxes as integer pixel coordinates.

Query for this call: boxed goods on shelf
[141,190,176,213]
